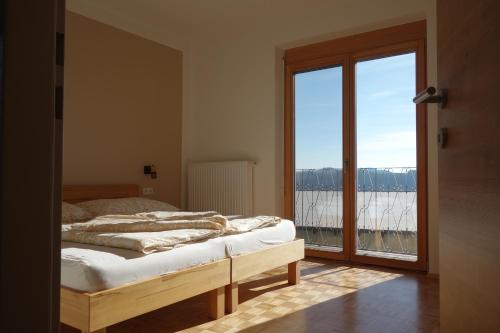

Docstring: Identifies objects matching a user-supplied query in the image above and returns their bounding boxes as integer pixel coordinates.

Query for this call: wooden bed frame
[61,184,229,333]
[61,184,305,331]
[224,238,304,313]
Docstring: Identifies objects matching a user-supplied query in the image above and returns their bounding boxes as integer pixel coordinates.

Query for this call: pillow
[62,201,92,224]
[76,197,179,217]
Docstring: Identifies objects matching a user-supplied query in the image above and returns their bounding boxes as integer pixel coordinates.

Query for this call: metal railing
[295,167,417,256]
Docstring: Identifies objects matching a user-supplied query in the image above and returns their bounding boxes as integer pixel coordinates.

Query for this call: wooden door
[0,1,64,332]
[437,0,500,331]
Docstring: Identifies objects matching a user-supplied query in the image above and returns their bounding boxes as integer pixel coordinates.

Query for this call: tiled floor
[62,258,439,333]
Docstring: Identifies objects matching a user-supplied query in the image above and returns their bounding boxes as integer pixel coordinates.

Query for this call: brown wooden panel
[305,248,345,261]
[437,0,500,331]
[285,21,426,64]
[1,1,62,332]
[283,64,294,219]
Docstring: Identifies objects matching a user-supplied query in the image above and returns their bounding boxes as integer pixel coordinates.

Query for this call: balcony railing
[295,167,417,256]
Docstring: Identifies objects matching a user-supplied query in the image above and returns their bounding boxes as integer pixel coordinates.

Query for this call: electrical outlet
[142,187,154,195]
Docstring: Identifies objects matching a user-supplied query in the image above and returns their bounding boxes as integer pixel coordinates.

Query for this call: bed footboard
[227,239,305,313]
[61,258,230,332]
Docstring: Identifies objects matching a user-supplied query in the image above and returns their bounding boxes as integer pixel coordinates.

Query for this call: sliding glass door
[294,66,345,253]
[285,22,427,270]
[354,53,419,262]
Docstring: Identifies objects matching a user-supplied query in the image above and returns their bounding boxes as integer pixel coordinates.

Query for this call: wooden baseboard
[305,248,345,260]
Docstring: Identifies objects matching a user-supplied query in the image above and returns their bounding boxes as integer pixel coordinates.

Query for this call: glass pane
[355,53,417,260]
[294,66,343,250]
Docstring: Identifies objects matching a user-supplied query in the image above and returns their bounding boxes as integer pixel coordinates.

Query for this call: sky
[295,53,416,169]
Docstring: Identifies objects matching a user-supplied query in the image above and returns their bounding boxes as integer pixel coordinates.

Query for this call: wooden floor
[61,258,439,333]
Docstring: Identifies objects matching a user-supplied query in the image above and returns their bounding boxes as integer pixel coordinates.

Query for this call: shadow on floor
[238,275,439,333]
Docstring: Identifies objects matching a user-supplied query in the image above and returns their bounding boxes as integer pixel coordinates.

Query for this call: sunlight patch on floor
[179,261,402,333]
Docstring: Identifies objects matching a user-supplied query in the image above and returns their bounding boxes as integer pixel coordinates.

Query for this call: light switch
[142,187,154,195]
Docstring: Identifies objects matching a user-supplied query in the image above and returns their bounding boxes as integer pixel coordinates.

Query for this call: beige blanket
[62,211,282,254]
[62,211,226,254]
[226,216,281,234]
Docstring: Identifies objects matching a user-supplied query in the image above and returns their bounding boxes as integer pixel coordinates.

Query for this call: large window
[284,21,427,270]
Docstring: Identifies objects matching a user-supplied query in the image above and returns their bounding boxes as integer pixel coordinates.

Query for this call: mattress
[61,219,296,292]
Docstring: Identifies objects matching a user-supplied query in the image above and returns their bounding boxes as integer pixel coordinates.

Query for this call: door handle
[413,86,447,108]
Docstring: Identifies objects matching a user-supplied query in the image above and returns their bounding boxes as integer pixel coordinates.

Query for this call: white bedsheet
[221,219,296,256]
[61,219,296,292]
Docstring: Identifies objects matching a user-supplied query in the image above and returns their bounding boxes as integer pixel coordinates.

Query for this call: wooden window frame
[284,21,428,271]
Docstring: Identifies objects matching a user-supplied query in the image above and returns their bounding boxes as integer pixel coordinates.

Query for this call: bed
[60,184,304,332]
[60,185,230,333]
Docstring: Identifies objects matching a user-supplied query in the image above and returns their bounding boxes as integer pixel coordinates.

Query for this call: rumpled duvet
[62,211,281,254]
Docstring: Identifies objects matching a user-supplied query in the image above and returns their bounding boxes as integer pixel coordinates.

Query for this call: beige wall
[63,12,183,206]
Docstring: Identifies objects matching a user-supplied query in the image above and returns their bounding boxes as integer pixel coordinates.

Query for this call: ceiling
[67,0,425,50]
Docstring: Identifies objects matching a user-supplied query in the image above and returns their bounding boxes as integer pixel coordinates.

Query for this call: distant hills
[296,168,417,192]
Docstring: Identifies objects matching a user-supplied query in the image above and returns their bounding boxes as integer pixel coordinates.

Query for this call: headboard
[63,184,140,204]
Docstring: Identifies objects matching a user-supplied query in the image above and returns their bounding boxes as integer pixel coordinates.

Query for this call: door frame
[284,54,351,261]
[284,21,428,271]
[0,1,64,332]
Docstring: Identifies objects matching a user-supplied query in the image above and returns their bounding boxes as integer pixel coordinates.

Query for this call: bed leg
[288,261,300,285]
[225,282,238,314]
[208,287,225,320]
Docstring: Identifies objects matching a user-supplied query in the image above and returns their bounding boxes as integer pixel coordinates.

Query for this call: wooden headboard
[63,184,140,203]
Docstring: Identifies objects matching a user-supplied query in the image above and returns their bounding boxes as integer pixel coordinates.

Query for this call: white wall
[67,0,438,273]
[184,0,439,272]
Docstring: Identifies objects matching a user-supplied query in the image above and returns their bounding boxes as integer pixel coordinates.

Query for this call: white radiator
[188,161,254,216]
